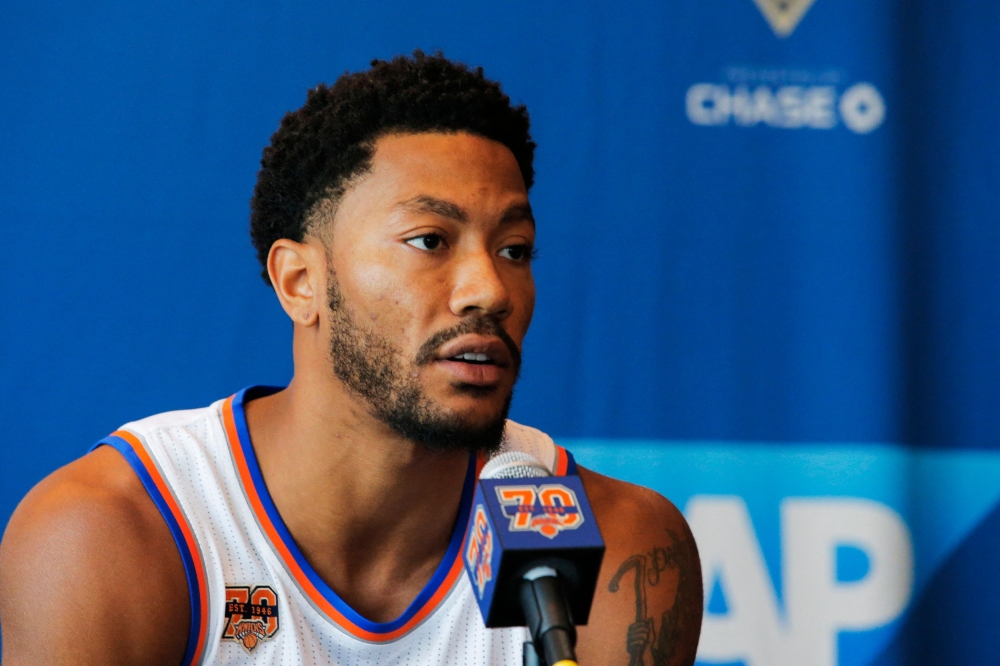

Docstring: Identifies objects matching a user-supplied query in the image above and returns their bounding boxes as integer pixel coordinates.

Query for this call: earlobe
[267,239,323,327]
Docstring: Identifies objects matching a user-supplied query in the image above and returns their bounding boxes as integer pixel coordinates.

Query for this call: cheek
[347,261,398,300]
[340,259,443,344]
[511,276,537,339]
[524,280,536,321]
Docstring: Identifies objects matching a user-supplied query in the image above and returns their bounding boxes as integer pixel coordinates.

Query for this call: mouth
[432,335,515,386]
[436,335,512,366]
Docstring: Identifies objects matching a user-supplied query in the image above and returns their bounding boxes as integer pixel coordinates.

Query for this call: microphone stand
[520,567,579,666]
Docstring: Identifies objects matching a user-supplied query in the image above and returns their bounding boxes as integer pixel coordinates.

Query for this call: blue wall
[2,2,998,664]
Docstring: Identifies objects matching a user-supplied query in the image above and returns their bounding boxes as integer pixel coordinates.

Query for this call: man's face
[320,132,536,452]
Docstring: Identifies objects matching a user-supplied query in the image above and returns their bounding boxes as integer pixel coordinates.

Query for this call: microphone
[463,450,605,666]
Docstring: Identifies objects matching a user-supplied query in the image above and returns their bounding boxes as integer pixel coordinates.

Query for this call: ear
[267,238,326,327]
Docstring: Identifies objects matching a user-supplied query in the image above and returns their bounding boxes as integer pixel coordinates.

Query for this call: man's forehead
[370,132,525,183]
[359,132,529,213]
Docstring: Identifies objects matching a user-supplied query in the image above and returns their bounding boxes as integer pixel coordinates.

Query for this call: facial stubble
[326,271,520,455]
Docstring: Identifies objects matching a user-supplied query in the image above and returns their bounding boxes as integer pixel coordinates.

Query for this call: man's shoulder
[6,399,228,551]
[502,423,686,531]
[498,426,691,547]
[577,465,691,542]
[576,465,703,666]
[0,447,190,664]
[3,445,160,543]
[0,446,184,589]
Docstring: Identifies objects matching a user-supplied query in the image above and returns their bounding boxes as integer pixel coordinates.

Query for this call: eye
[498,244,534,262]
[406,234,444,251]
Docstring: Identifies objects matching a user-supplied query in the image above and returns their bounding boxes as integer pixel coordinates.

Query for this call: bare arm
[576,466,703,666]
[0,446,190,666]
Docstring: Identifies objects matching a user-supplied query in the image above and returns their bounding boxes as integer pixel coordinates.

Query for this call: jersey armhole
[90,432,208,666]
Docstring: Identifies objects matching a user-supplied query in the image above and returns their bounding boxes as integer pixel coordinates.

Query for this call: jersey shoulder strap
[502,420,577,476]
[88,405,218,666]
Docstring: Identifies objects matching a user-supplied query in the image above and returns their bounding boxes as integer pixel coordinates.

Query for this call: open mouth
[432,334,514,387]
[448,352,496,365]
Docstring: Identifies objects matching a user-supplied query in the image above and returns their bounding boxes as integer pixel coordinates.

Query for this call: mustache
[414,317,522,370]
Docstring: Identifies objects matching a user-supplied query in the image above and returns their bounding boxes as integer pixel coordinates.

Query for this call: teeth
[454,352,492,362]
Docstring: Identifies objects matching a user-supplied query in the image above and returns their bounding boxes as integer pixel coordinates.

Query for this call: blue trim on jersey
[565,448,579,476]
[90,435,203,666]
[231,386,477,635]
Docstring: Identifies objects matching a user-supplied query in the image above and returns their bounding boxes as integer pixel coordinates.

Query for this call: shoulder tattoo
[608,529,701,666]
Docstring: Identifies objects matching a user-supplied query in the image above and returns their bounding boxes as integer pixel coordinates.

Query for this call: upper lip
[435,334,514,367]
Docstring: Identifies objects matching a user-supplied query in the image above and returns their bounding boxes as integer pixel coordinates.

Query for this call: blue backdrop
[2,1,998,664]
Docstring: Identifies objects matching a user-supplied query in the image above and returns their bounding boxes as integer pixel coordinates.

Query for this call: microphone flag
[462,475,605,628]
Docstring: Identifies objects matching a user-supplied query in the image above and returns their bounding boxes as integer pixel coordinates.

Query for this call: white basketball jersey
[93,386,578,666]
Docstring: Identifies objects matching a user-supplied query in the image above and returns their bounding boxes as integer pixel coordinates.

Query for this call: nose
[448,249,512,319]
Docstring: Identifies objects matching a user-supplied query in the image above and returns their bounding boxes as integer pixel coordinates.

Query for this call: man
[0,52,702,665]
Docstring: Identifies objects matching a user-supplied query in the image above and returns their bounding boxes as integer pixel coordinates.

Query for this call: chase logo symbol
[496,484,584,539]
[753,0,817,37]
[223,585,280,653]
[465,504,494,599]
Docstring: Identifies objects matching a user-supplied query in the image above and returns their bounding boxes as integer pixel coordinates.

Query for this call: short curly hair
[249,50,536,284]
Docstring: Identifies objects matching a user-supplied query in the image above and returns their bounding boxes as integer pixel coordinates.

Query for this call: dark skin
[0,132,702,665]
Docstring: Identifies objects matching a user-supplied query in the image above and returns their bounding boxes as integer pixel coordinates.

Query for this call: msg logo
[687,496,913,666]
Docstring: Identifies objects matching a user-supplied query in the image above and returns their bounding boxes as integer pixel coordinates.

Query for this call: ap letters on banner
[686,495,914,666]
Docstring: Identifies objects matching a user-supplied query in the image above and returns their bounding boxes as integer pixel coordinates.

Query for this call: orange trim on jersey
[554,444,570,476]
[222,396,477,642]
[111,429,209,665]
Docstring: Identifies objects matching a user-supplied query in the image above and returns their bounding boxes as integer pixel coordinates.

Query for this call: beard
[326,271,521,455]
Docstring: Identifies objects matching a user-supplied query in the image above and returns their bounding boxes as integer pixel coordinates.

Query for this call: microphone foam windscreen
[480,451,552,480]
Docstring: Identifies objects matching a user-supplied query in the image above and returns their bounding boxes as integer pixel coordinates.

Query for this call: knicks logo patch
[465,504,494,599]
[496,484,584,539]
[224,585,280,653]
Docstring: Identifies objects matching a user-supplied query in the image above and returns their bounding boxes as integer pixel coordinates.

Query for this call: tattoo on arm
[608,530,701,666]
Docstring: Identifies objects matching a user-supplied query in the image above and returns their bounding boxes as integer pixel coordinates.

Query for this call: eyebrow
[396,196,535,228]
[397,196,468,223]
[499,203,535,228]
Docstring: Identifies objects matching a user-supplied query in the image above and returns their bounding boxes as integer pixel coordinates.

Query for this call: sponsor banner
[570,441,1000,666]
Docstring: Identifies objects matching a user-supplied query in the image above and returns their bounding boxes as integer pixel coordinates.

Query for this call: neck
[243,371,472,623]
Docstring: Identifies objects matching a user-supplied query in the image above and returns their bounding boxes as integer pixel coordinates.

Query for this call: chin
[445,388,510,419]
[386,395,510,455]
